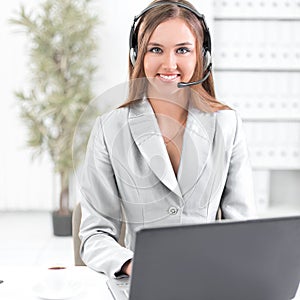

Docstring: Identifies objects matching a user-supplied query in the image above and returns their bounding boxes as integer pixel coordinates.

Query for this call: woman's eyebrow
[175,42,194,46]
[147,42,194,46]
[147,42,163,47]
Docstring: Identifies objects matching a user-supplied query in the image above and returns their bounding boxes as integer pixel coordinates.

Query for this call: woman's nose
[162,52,177,70]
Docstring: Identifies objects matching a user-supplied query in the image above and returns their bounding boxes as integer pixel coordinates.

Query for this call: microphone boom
[177,68,211,88]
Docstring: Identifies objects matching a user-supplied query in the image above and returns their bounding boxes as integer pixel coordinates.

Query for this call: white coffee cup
[43,266,70,291]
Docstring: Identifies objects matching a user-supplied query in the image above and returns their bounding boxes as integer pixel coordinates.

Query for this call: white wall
[0,0,213,211]
[0,0,56,210]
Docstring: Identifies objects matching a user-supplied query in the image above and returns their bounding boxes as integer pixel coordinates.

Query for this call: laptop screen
[128,216,300,300]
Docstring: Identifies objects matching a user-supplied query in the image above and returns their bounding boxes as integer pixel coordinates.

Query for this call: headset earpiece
[203,48,211,71]
[129,22,138,66]
[130,47,137,66]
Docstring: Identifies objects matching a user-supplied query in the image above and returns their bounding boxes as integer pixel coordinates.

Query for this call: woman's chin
[148,78,181,96]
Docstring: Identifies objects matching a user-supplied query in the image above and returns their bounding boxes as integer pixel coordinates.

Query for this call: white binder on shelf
[213,0,300,19]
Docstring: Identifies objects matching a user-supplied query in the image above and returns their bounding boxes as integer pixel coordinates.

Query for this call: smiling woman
[79,0,257,279]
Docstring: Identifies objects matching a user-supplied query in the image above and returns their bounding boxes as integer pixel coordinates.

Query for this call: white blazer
[79,98,256,277]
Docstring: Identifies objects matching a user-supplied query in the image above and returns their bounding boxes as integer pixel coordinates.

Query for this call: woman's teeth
[159,74,178,80]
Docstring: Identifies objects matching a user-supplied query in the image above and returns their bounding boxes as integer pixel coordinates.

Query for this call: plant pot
[52,210,73,236]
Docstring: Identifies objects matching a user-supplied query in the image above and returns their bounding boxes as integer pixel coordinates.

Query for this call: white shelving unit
[214,72,300,120]
[213,0,300,19]
[212,0,300,216]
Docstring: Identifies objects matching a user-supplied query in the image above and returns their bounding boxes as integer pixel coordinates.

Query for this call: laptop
[107,215,300,300]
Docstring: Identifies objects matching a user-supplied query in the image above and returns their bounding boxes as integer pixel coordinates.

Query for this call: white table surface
[293,284,300,300]
[1,265,299,300]
[0,266,114,300]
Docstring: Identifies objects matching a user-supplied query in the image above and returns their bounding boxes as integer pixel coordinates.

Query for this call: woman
[79,0,256,278]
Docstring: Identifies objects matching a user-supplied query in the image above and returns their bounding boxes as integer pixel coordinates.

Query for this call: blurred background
[0,0,299,266]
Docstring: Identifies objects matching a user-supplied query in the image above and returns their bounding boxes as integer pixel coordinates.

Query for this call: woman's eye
[149,47,162,53]
[177,47,191,54]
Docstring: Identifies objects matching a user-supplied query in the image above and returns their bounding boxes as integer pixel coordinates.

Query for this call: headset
[129,1,212,88]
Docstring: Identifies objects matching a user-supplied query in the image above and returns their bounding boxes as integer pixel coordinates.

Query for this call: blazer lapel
[178,106,216,198]
[128,99,182,198]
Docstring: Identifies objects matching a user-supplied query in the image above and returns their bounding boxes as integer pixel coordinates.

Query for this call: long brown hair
[123,0,230,111]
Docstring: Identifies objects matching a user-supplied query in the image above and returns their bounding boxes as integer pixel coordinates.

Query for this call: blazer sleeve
[220,112,257,219]
[79,116,133,278]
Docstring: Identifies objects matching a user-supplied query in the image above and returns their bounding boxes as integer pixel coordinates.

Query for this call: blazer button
[168,207,178,215]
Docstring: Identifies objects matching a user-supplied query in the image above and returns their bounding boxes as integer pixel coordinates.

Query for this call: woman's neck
[148,97,188,123]
[147,87,189,123]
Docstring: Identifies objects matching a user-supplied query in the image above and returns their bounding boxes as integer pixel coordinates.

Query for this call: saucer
[32,279,83,300]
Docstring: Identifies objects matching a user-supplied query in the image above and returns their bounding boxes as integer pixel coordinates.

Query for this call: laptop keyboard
[116,279,130,296]
[107,277,130,299]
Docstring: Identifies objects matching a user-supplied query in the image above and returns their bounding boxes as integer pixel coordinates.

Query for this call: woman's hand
[121,259,132,276]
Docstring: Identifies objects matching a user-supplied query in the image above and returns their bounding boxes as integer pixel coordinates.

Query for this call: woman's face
[144,17,197,96]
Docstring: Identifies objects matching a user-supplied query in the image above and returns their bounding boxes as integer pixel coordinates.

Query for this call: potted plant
[10,0,99,236]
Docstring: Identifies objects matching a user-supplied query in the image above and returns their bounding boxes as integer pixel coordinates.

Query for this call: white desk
[1,266,299,300]
[0,266,114,300]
